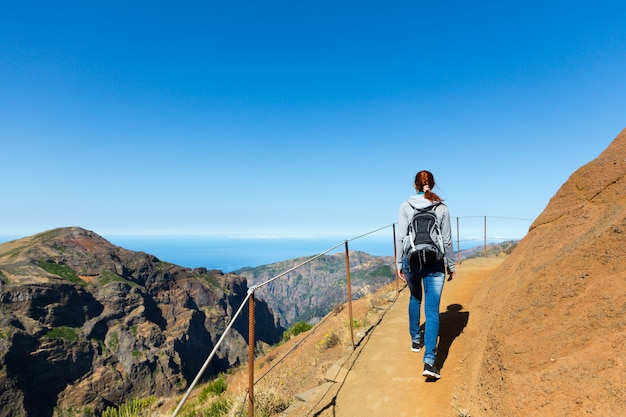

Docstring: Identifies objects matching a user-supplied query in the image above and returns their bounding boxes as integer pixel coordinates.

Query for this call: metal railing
[170,215,533,416]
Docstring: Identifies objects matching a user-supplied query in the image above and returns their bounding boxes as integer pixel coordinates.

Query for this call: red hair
[414,170,442,203]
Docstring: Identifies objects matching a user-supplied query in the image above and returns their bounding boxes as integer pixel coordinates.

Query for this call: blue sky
[1,1,624,242]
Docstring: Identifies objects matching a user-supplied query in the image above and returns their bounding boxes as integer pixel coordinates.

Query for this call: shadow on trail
[435,303,469,371]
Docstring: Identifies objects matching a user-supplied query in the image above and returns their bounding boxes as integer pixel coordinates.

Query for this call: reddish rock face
[471,129,626,417]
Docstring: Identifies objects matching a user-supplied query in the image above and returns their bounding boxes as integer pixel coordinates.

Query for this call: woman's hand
[398,269,406,282]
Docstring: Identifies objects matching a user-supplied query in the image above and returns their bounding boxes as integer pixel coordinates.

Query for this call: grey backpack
[402,203,445,267]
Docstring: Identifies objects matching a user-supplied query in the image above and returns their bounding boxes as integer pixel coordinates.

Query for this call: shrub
[101,396,156,417]
[44,326,79,342]
[347,318,365,328]
[178,396,232,417]
[253,389,290,417]
[198,376,227,402]
[205,397,231,415]
[281,321,312,342]
[316,330,340,352]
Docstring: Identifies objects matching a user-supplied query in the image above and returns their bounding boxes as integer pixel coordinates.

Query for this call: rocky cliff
[0,228,284,417]
[237,251,395,327]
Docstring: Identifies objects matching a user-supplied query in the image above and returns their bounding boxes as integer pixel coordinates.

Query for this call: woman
[396,170,456,379]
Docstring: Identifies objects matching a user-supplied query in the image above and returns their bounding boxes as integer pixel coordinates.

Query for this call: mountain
[236,251,395,328]
[0,227,284,417]
[470,129,626,416]
[458,240,518,260]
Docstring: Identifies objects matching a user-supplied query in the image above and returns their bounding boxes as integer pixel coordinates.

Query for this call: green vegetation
[196,272,223,290]
[352,264,393,282]
[348,318,365,328]
[44,326,79,342]
[176,376,233,417]
[178,397,231,417]
[198,376,228,402]
[98,270,142,288]
[108,332,119,351]
[101,396,156,417]
[36,260,84,286]
[281,321,313,342]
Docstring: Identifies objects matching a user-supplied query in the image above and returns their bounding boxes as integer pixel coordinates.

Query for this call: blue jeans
[403,258,445,366]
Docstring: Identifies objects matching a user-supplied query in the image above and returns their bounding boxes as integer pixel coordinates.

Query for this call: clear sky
[1,1,624,241]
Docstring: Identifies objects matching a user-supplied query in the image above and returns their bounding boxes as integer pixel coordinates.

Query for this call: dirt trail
[307,257,504,417]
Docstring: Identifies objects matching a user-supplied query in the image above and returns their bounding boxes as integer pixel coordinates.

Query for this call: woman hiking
[396,170,456,379]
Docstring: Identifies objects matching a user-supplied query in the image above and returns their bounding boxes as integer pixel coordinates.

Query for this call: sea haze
[102,235,397,272]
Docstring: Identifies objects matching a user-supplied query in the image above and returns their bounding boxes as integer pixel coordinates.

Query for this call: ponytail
[415,171,442,203]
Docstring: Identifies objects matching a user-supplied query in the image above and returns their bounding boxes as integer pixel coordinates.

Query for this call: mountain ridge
[236,251,395,328]
[0,227,284,417]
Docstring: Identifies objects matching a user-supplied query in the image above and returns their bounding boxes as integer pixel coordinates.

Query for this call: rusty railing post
[392,224,399,292]
[248,292,255,417]
[456,216,460,264]
[484,216,487,255]
[344,241,355,349]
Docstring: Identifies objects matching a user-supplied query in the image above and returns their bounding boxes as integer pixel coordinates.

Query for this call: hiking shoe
[411,340,422,352]
[423,363,441,379]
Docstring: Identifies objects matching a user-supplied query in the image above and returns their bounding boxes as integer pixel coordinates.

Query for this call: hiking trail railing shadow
[171,215,533,416]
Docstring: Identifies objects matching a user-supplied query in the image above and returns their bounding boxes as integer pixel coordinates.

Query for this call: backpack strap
[407,202,441,212]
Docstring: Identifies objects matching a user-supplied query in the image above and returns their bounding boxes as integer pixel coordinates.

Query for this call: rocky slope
[470,129,626,416]
[237,251,396,327]
[0,228,284,417]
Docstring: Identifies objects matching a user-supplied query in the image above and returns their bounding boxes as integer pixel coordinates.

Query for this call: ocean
[103,235,398,272]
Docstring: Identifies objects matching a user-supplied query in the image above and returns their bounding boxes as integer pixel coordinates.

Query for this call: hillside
[236,251,396,327]
[468,129,626,416]
[0,228,283,417]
